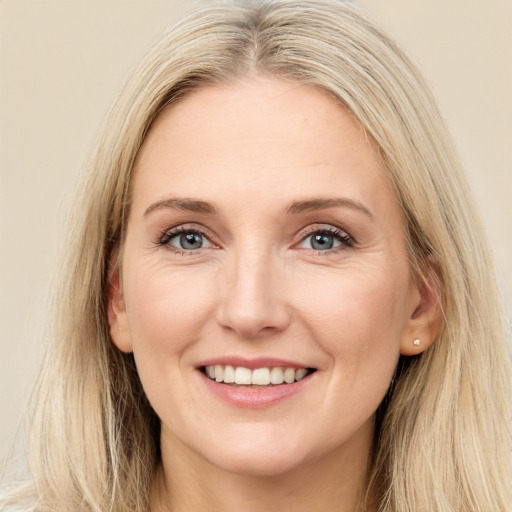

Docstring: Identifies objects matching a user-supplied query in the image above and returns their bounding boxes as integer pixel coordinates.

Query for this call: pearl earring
[413,339,421,346]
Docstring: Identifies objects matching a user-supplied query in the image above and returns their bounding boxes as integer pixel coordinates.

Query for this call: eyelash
[155,224,354,255]
[156,225,215,255]
[298,225,354,253]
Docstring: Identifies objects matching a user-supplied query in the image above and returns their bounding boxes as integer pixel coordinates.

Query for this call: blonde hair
[2,1,511,510]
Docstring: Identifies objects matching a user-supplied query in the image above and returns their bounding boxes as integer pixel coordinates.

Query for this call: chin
[195,430,315,478]
[210,449,309,478]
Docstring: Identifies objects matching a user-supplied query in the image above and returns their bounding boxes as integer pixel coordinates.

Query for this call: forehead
[132,76,396,218]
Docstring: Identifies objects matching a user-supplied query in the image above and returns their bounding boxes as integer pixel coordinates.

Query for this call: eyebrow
[144,196,373,218]
[144,198,218,216]
[286,198,374,218]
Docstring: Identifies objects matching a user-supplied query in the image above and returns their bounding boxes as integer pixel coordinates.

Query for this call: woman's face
[110,76,425,476]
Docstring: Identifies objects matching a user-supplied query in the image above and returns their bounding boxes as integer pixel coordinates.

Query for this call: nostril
[215,271,291,337]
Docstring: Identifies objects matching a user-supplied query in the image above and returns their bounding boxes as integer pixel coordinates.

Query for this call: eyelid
[157,223,219,250]
[295,224,354,251]
[299,223,350,237]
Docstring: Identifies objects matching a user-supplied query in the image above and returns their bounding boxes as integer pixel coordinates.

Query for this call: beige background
[1,0,511,460]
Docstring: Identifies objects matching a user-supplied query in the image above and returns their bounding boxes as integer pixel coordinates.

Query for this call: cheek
[123,262,217,357]
[293,264,408,374]
[121,263,219,422]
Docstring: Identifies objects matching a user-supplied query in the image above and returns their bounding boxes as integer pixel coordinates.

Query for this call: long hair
[2,1,510,510]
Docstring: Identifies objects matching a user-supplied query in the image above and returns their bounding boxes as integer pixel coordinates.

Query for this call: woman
[1,0,510,510]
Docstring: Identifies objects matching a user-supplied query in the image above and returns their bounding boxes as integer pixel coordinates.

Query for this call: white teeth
[204,365,311,386]
[283,368,295,384]
[223,365,235,383]
[252,368,271,385]
[295,368,308,381]
[270,367,284,384]
[234,367,252,385]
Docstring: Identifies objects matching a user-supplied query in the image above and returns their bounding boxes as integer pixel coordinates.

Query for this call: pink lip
[196,356,312,370]
[200,372,313,409]
[196,357,317,409]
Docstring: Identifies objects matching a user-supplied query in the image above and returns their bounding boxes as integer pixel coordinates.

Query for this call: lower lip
[200,372,313,409]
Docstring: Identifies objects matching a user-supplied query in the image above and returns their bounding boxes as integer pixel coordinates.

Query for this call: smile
[202,365,315,386]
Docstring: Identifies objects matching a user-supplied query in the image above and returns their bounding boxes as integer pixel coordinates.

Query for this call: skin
[109,76,441,512]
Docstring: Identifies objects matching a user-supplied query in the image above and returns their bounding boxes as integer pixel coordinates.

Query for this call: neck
[151,424,377,512]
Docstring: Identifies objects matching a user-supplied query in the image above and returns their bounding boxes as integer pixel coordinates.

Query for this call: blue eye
[172,232,204,250]
[299,229,352,251]
[161,230,213,251]
[310,233,336,250]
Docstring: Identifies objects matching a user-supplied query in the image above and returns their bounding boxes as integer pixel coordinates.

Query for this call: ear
[400,260,444,356]
[107,267,133,353]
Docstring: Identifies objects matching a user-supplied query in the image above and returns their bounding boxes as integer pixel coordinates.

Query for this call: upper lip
[196,356,315,370]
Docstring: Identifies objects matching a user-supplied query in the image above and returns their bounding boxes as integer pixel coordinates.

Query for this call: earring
[413,339,421,346]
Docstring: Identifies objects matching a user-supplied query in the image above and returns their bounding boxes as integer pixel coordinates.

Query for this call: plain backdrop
[1,0,511,460]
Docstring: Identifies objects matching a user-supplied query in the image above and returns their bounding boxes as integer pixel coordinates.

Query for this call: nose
[215,246,291,339]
